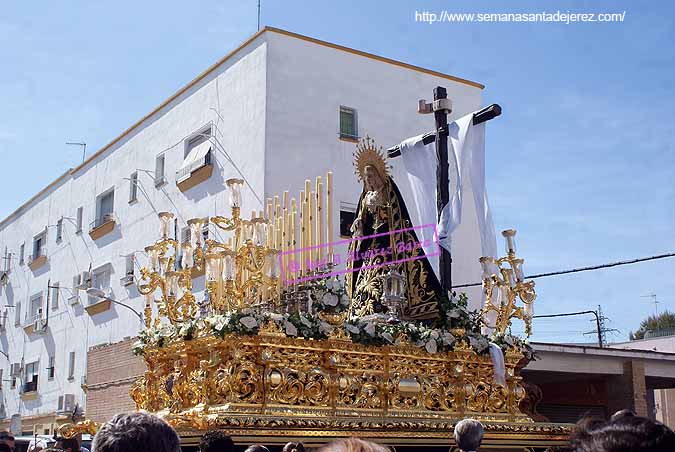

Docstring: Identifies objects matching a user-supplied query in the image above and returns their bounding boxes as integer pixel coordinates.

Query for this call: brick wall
[86,338,146,423]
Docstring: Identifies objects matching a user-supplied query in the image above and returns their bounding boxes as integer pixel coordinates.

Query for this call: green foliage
[629,310,675,340]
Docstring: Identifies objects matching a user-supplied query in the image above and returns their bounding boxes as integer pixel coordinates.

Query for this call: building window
[76,206,83,233]
[155,154,166,187]
[339,202,357,238]
[19,243,24,265]
[56,218,63,242]
[129,172,138,203]
[29,293,43,323]
[14,301,21,326]
[0,369,3,390]
[32,231,47,261]
[93,189,115,229]
[68,351,75,380]
[125,254,135,277]
[24,361,38,393]
[177,127,212,182]
[89,266,111,304]
[339,106,358,140]
[51,282,59,310]
[47,356,55,380]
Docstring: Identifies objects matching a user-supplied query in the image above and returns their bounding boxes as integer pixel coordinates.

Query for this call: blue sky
[1,1,673,343]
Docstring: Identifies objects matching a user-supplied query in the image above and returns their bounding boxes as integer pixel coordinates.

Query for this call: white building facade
[0,27,484,433]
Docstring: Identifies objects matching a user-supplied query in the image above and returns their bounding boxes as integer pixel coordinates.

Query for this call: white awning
[177,141,212,181]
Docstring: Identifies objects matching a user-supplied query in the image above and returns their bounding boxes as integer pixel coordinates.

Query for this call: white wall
[0,34,268,422]
[264,31,485,306]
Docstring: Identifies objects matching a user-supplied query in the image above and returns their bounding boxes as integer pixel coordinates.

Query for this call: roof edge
[264,27,485,90]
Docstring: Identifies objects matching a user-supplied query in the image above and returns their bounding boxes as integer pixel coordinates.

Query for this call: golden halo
[353,136,390,183]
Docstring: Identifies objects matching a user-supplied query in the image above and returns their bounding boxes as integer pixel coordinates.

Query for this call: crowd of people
[0,409,673,452]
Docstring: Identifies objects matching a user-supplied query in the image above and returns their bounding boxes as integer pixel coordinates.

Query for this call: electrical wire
[452,252,675,288]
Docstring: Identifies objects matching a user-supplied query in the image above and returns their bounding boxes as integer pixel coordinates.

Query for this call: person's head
[55,438,79,452]
[92,412,181,452]
[0,432,14,451]
[454,418,484,452]
[570,415,675,452]
[283,442,306,452]
[0,443,11,452]
[364,165,384,192]
[199,430,234,452]
[609,409,635,422]
[315,438,390,452]
[244,446,269,452]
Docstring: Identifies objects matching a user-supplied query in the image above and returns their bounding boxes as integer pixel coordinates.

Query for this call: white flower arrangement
[132,287,532,361]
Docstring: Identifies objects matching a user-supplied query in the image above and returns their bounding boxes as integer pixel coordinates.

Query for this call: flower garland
[132,279,530,360]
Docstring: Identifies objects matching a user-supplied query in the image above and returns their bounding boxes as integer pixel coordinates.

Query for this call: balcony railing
[176,150,212,181]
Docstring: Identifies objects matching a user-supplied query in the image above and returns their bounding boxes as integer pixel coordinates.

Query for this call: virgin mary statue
[345,137,442,320]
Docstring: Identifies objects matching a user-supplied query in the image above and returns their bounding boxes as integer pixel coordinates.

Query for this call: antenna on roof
[257,0,261,31]
[66,141,87,164]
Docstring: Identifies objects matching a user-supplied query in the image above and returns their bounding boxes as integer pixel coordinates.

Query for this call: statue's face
[364,165,383,192]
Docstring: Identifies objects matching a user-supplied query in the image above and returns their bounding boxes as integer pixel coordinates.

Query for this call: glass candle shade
[205,252,224,283]
[479,256,494,279]
[222,252,235,281]
[265,251,280,278]
[503,268,516,288]
[145,245,160,272]
[226,178,244,208]
[252,219,266,247]
[524,299,534,318]
[502,229,517,254]
[165,271,179,297]
[158,212,174,239]
[513,259,525,282]
[187,218,208,248]
[181,243,194,269]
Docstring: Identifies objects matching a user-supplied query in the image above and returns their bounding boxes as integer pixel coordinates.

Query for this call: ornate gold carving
[57,419,102,439]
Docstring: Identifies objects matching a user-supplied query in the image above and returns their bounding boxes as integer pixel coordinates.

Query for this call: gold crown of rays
[352,136,391,183]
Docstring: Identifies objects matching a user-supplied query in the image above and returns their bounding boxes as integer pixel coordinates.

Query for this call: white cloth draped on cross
[398,111,498,279]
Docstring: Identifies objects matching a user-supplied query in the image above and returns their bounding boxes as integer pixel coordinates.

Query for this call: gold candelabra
[137,174,335,326]
[479,229,536,337]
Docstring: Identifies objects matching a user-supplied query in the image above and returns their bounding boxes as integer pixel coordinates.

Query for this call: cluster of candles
[264,172,334,279]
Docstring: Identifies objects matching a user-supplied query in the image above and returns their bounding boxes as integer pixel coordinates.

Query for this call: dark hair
[244,446,270,452]
[0,432,14,441]
[92,412,181,452]
[56,437,80,452]
[283,442,306,452]
[0,444,11,452]
[454,418,484,451]
[570,415,675,452]
[199,430,235,452]
[609,409,635,421]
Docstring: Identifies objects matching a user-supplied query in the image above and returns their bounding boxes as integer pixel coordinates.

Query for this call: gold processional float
[59,139,571,449]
